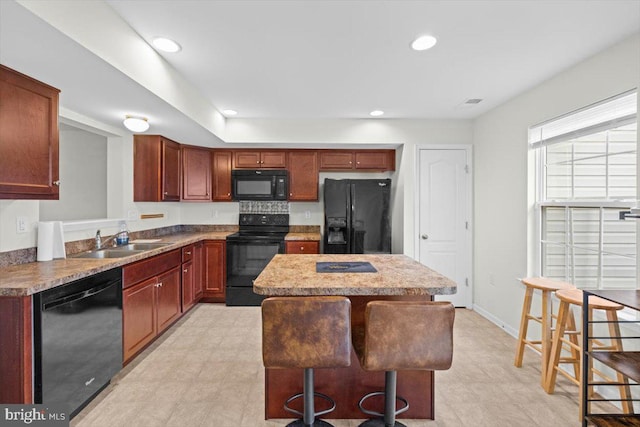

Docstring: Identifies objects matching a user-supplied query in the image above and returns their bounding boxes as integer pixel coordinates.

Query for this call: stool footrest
[285,391,336,418]
[286,419,335,427]
[358,391,409,418]
[358,419,408,427]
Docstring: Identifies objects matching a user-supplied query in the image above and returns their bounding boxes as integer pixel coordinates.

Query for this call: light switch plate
[16,216,28,233]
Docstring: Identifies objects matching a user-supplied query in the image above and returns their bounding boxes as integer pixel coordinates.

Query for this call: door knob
[421,234,429,240]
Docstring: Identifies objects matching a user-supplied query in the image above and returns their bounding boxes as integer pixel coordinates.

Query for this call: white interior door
[418,148,471,308]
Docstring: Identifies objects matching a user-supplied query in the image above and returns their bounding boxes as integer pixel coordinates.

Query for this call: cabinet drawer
[182,245,194,262]
[285,241,319,254]
[123,249,181,289]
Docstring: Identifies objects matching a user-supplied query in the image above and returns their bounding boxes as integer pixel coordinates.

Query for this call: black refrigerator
[323,178,391,254]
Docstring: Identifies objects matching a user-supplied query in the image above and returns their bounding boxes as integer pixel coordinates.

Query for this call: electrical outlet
[304,210,311,219]
[213,209,219,219]
[127,210,138,221]
[16,216,28,233]
[489,273,495,286]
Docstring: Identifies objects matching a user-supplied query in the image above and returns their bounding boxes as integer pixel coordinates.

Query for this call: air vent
[465,98,483,105]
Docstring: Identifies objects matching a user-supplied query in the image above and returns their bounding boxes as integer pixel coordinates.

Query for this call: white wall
[473,33,640,335]
[40,128,108,221]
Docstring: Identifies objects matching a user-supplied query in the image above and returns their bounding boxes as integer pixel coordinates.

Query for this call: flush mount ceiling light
[152,37,181,53]
[222,109,238,116]
[123,115,150,132]
[411,35,437,51]
[369,110,384,117]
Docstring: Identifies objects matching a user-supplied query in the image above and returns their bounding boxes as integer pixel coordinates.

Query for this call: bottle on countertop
[116,223,129,246]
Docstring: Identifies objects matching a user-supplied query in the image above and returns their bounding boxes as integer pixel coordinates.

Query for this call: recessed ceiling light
[411,35,437,51]
[152,37,181,53]
[123,115,149,132]
[222,109,238,116]
[369,110,384,117]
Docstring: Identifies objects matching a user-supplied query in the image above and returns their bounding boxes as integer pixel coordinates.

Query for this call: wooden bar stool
[514,277,576,386]
[262,296,352,427]
[352,301,455,427]
[544,288,633,417]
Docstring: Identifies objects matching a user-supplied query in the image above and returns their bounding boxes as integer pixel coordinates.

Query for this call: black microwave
[231,170,288,201]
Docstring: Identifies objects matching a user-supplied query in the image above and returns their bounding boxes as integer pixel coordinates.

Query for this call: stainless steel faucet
[95,229,129,250]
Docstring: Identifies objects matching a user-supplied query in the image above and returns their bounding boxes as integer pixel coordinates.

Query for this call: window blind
[529,90,637,149]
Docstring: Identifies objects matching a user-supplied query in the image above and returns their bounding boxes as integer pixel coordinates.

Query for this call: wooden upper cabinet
[319,150,395,172]
[355,151,395,170]
[134,135,181,201]
[182,145,211,201]
[212,151,232,201]
[288,151,319,201]
[319,151,354,170]
[233,151,286,169]
[0,65,60,200]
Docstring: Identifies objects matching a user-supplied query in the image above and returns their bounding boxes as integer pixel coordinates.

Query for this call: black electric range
[225,214,289,306]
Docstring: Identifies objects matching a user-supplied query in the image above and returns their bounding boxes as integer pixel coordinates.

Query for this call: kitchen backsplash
[239,201,289,214]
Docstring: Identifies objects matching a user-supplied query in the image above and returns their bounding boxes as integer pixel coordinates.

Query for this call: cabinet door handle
[164,192,168,195]
[52,180,61,186]
[421,234,429,240]
[300,246,304,251]
[256,160,260,164]
[158,282,163,287]
[184,269,188,273]
[227,192,230,196]
[357,161,360,165]
[186,251,191,255]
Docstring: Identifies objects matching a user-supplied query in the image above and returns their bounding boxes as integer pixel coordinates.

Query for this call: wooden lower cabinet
[285,241,319,254]
[156,267,181,333]
[123,277,157,362]
[122,250,182,363]
[0,296,33,403]
[181,244,198,312]
[203,240,226,302]
[194,242,204,299]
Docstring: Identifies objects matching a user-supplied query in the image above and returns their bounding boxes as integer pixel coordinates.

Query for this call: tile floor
[71,304,608,426]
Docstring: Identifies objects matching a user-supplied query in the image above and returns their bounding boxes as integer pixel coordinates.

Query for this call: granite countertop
[284,232,322,241]
[253,254,457,296]
[0,231,234,297]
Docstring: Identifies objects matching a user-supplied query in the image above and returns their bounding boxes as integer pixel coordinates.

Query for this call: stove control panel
[239,214,289,226]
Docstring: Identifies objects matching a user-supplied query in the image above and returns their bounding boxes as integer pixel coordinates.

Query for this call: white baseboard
[472,303,519,338]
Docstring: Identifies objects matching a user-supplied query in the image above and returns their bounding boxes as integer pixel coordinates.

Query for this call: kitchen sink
[71,249,145,259]
[109,243,170,251]
[70,242,170,259]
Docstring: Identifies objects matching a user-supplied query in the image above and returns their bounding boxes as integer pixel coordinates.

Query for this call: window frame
[532,91,638,291]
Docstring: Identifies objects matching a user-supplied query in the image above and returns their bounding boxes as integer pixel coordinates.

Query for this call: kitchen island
[253,254,457,420]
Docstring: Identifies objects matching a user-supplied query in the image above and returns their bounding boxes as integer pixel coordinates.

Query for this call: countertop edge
[0,232,233,297]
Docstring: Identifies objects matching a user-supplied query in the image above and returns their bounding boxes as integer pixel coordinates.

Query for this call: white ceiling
[1,1,639,144]
[107,0,640,119]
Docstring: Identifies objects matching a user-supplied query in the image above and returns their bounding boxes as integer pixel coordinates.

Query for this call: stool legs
[358,371,409,427]
[283,368,336,427]
[514,286,534,368]
[515,287,553,386]
[545,300,570,393]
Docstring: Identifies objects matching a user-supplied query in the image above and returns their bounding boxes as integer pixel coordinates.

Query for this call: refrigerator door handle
[347,184,354,253]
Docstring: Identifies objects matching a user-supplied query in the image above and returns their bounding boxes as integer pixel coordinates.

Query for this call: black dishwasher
[34,267,123,418]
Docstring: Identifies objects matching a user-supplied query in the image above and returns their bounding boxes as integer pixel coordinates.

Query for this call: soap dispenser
[116,223,129,246]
